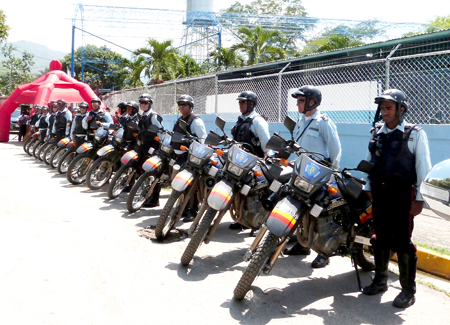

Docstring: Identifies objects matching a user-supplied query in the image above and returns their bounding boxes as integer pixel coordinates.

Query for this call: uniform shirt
[82,109,114,131]
[362,120,432,201]
[173,114,207,155]
[52,108,73,135]
[237,110,271,154]
[294,109,342,167]
[141,108,162,130]
[35,113,49,129]
[46,113,57,135]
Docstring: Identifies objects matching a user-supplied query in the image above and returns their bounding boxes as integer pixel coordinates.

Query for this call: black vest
[87,110,106,131]
[38,115,48,129]
[73,114,87,135]
[172,113,199,150]
[55,110,67,130]
[48,114,56,134]
[231,114,264,157]
[368,124,419,185]
[138,112,158,144]
[30,114,40,126]
[124,114,140,142]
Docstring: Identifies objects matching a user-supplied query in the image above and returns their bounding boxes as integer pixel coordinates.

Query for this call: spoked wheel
[57,151,75,174]
[49,147,66,168]
[354,243,375,271]
[43,144,57,165]
[38,142,51,161]
[233,232,279,300]
[26,139,38,156]
[107,163,136,200]
[155,190,185,240]
[180,207,217,266]
[86,157,114,190]
[23,137,34,154]
[32,142,44,159]
[126,172,158,213]
[66,153,93,185]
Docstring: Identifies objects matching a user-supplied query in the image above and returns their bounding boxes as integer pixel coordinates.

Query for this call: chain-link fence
[103,50,450,125]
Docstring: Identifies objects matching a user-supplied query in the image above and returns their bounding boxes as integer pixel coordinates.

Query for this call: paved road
[1,139,449,324]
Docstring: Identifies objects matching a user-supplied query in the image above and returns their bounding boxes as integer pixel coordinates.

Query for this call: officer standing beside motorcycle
[46,101,59,139]
[361,89,431,309]
[228,90,271,231]
[283,85,342,270]
[134,94,163,208]
[51,99,72,141]
[70,102,89,148]
[172,94,207,221]
[116,101,128,126]
[82,97,114,135]
[30,105,42,133]
[35,106,49,142]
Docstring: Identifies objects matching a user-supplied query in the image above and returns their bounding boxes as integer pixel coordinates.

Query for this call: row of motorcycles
[23,114,377,300]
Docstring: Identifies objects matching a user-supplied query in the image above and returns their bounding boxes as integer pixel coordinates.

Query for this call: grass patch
[416,242,450,256]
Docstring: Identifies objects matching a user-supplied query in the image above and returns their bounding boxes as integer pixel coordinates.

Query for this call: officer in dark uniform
[46,101,59,139]
[82,97,113,138]
[172,94,207,221]
[70,102,88,148]
[116,101,128,126]
[361,89,431,309]
[52,99,72,141]
[35,106,49,142]
[30,105,41,132]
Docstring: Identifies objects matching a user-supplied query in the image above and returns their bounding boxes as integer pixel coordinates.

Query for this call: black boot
[363,247,391,295]
[393,252,417,308]
[143,183,161,208]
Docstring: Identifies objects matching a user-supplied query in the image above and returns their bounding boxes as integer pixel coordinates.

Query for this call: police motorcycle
[66,126,111,185]
[48,137,73,168]
[107,114,163,200]
[32,133,50,160]
[232,117,375,300]
[154,119,223,240]
[57,137,82,174]
[125,123,182,213]
[85,122,137,190]
[42,136,62,165]
[24,131,41,156]
[180,117,292,267]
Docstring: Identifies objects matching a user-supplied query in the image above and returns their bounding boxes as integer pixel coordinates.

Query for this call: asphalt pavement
[1,138,450,325]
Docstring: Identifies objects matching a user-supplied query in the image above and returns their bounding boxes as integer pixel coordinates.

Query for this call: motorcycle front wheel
[233,232,278,300]
[67,153,93,185]
[180,207,217,266]
[43,144,57,165]
[50,147,67,168]
[23,137,34,154]
[126,172,158,213]
[58,151,75,174]
[32,142,44,159]
[86,156,114,190]
[26,139,38,156]
[155,190,185,240]
[107,163,136,200]
[38,142,51,161]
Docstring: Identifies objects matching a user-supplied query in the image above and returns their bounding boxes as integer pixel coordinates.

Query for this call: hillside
[0,41,67,76]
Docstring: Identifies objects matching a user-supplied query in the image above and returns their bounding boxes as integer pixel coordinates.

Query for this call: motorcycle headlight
[115,135,123,143]
[293,176,314,193]
[228,162,244,177]
[161,144,173,154]
[95,135,102,142]
[189,155,202,166]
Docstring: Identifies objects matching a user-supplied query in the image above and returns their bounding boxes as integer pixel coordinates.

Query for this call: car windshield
[10,109,21,121]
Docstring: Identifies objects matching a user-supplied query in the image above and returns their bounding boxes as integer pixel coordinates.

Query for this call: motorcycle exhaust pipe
[204,177,216,189]
[262,192,279,211]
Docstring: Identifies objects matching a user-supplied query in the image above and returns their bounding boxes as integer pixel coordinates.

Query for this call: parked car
[10,108,21,132]
[421,159,450,221]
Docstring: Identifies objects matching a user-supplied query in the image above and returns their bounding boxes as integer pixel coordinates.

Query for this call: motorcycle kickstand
[351,251,362,291]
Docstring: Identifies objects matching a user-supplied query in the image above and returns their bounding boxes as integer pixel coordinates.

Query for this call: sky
[1,0,450,55]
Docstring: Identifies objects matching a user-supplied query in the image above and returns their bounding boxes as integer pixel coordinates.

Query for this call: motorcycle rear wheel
[86,157,114,190]
[33,142,44,159]
[107,163,136,200]
[58,151,75,174]
[50,147,66,168]
[126,172,158,213]
[233,232,278,300]
[23,137,34,154]
[38,142,51,161]
[155,190,185,240]
[354,244,375,271]
[67,153,93,185]
[26,139,38,156]
[43,144,57,165]
[180,207,217,266]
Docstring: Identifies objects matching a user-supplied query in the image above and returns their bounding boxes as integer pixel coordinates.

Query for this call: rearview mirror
[149,124,160,133]
[178,119,188,132]
[155,113,163,123]
[171,132,186,143]
[215,116,226,131]
[205,131,223,146]
[284,116,296,133]
[266,133,288,152]
[356,160,374,173]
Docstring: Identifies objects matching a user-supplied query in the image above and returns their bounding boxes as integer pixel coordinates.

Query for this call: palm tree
[209,46,244,71]
[133,39,182,84]
[305,34,364,54]
[230,26,287,65]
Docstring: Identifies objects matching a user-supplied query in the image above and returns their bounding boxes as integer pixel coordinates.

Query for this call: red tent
[0,60,102,142]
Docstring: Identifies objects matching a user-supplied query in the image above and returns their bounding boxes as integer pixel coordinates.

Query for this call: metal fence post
[385,44,401,89]
[278,63,291,122]
[215,74,218,114]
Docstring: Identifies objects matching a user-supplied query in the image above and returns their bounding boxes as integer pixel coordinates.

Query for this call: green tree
[208,46,244,71]
[0,10,10,44]
[133,39,182,84]
[61,45,127,93]
[404,15,450,36]
[224,0,306,16]
[0,43,34,96]
[230,26,287,65]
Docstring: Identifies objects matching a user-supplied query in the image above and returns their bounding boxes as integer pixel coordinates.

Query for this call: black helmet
[50,100,58,108]
[41,105,49,111]
[374,89,408,125]
[91,97,101,103]
[291,85,322,111]
[34,104,41,110]
[57,99,67,106]
[118,101,127,109]
[72,107,80,113]
[237,91,258,106]
[139,93,153,104]
[177,94,194,108]
[127,101,139,114]
[79,101,89,110]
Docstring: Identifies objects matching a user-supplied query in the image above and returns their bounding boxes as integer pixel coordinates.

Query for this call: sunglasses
[297,99,306,103]
[238,100,248,105]
[178,103,189,107]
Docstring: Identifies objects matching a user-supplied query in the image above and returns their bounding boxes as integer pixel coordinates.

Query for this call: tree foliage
[0,10,10,44]
[0,43,34,96]
[208,46,244,71]
[404,15,450,37]
[223,0,307,16]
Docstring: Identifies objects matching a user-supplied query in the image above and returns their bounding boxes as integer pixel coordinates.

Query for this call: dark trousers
[39,130,47,142]
[18,125,27,141]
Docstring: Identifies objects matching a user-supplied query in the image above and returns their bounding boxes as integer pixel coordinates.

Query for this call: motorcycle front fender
[57,137,71,148]
[143,155,163,173]
[76,142,94,154]
[266,196,305,238]
[172,168,196,192]
[97,144,115,157]
[121,150,138,165]
[207,179,234,211]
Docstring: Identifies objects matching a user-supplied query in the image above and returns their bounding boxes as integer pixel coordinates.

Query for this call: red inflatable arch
[0,60,102,142]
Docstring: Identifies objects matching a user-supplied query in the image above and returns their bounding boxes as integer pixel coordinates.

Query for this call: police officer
[283,85,342,269]
[82,97,113,137]
[172,94,207,221]
[52,99,72,141]
[35,106,49,142]
[70,102,88,148]
[30,104,41,133]
[361,89,431,308]
[229,91,271,231]
[135,94,164,208]
[116,101,128,126]
[46,101,59,139]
